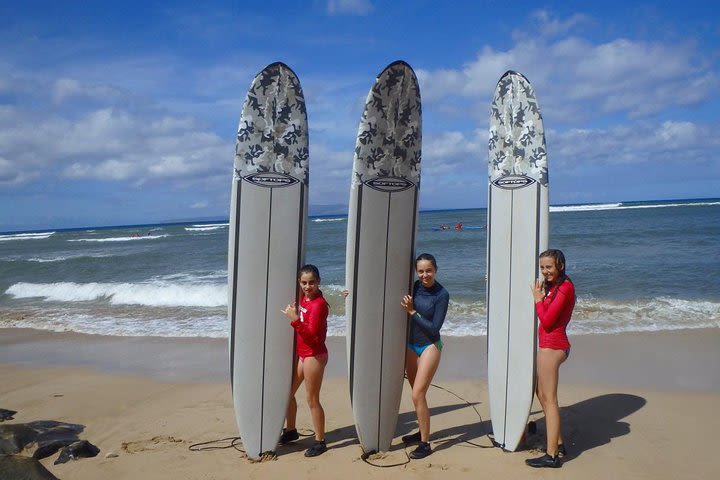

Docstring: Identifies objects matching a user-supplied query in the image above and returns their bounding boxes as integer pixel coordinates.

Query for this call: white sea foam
[185,226,225,232]
[67,234,169,242]
[0,310,228,338]
[311,217,347,223]
[191,223,228,228]
[24,253,117,263]
[551,203,622,212]
[324,297,720,337]
[3,285,717,338]
[551,200,720,213]
[0,232,55,241]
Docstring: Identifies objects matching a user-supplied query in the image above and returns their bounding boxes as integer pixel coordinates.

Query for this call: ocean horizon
[1,196,717,235]
[1,197,718,339]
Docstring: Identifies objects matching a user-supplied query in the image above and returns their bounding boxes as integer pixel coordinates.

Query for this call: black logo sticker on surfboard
[364,176,415,192]
[492,174,536,190]
[243,172,299,188]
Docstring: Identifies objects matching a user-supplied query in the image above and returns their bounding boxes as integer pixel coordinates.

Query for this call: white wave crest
[186,226,225,232]
[67,234,169,242]
[311,217,347,223]
[191,223,228,228]
[24,253,117,263]
[551,203,622,212]
[551,200,720,213]
[6,281,226,308]
[0,232,56,241]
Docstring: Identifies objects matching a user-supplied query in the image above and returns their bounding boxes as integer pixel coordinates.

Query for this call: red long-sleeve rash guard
[535,279,575,350]
[290,292,329,357]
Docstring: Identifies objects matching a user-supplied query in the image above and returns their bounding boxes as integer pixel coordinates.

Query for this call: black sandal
[304,440,327,457]
[279,428,299,445]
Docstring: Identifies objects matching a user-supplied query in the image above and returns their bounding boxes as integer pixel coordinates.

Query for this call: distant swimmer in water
[439,224,448,231]
[454,222,463,231]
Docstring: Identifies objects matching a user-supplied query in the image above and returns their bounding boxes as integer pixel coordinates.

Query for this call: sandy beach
[1,328,719,479]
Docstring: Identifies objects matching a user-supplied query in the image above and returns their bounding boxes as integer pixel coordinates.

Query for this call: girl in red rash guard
[280,264,329,457]
[526,249,576,469]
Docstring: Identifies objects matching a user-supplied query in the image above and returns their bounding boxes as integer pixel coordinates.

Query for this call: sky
[1,0,719,231]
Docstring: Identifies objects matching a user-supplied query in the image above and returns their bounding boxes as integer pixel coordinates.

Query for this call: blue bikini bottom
[407,339,444,357]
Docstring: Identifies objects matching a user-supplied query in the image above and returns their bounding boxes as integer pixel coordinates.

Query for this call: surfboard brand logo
[243,172,299,188]
[493,175,536,190]
[364,176,414,192]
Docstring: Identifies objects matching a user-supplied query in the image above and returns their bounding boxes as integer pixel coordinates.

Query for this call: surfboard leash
[188,436,244,453]
[187,429,314,455]
[413,375,497,449]
[360,448,410,467]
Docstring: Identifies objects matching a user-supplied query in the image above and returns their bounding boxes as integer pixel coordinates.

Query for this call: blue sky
[1,0,718,231]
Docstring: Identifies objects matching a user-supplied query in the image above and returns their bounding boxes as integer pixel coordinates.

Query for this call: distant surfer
[454,222,463,231]
[400,253,450,459]
[280,264,329,457]
[526,249,575,468]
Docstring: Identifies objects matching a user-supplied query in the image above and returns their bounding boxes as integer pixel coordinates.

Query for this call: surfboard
[486,70,548,452]
[228,62,308,459]
[345,61,422,454]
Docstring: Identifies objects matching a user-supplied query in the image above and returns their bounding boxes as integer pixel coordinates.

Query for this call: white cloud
[550,120,720,170]
[529,10,591,38]
[0,102,228,186]
[52,78,125,105]
[418,22,718,122]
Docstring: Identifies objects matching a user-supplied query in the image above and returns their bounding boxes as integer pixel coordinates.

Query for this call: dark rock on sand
[1,420,86,457]
[0,409,17,422]
[0,454,59,480]
[28,421,85,459]
[55,440,100,464]
[0,424,37,454]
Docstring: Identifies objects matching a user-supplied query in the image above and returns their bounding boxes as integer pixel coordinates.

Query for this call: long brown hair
[539,249,571,292]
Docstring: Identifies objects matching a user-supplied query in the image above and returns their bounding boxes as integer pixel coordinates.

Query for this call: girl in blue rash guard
[400,253,450,459]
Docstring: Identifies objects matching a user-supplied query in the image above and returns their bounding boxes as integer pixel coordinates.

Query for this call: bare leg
[536,348,566,456]
[302,355,328,441]
[285,357,304,431]
[411,345,441,442]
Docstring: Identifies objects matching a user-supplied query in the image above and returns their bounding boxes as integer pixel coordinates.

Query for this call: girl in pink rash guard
[526,249,575,469]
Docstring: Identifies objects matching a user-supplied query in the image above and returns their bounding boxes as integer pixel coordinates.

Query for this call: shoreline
[1,327,718,391]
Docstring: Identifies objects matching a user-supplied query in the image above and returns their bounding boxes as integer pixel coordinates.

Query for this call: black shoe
[525,453,562,468]
[401,431,422,444]
[304,440,327,457]
[409,441,432,459]
[279,428,299,445]
[557,444,567,458]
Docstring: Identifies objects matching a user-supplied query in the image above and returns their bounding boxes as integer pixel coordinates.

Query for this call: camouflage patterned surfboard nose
[234,62,309,185]
[352,60,421,188]
[489,71,547,185]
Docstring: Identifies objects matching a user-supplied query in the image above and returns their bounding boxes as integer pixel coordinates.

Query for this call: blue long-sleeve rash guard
[408,280,449,345]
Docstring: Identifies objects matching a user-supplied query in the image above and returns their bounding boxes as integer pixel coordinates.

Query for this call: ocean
[1,199,718,338]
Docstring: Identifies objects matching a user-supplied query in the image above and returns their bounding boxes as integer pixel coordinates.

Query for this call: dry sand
[1,328,719,479]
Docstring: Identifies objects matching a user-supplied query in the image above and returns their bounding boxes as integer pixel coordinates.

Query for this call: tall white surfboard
[228,62,308,459]
[486,70,548,452]
[346,61,422,454]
